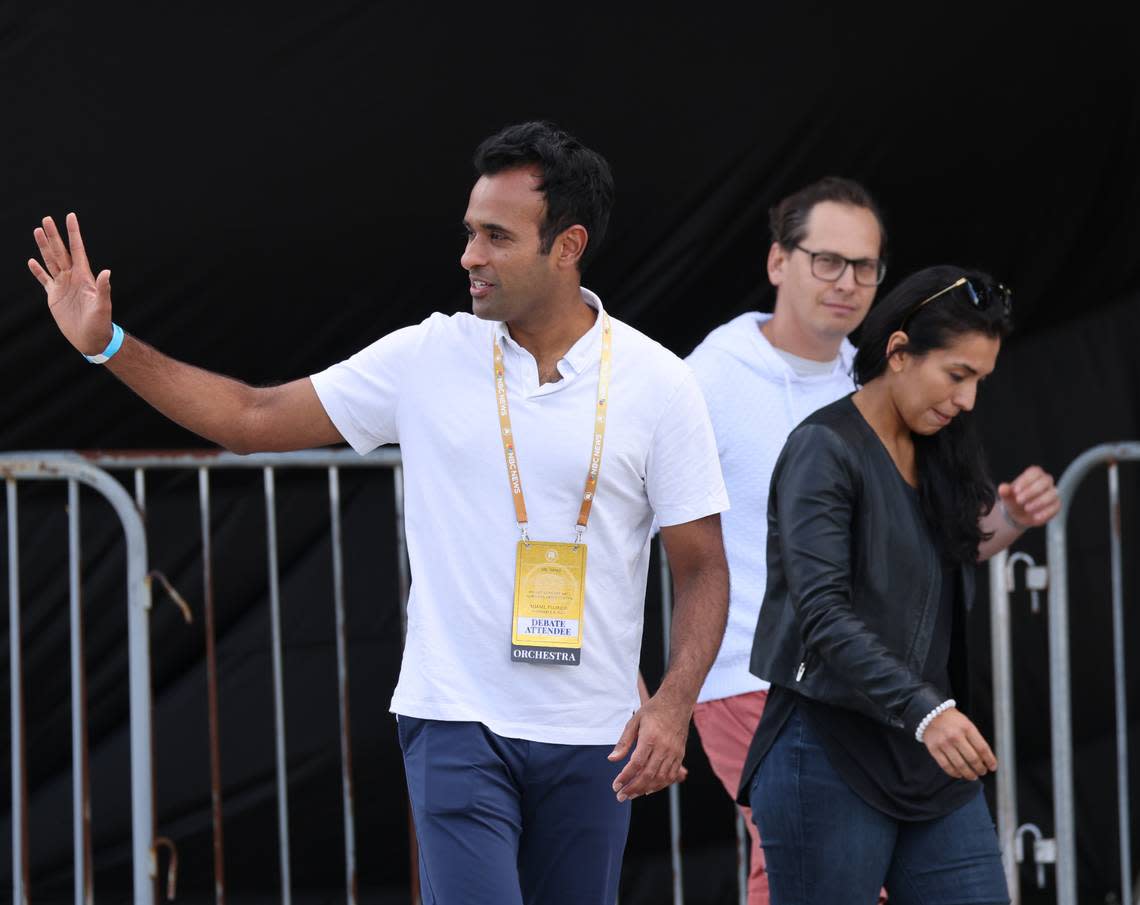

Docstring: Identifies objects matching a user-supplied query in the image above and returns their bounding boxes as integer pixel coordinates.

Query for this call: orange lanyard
[493,312,613,543]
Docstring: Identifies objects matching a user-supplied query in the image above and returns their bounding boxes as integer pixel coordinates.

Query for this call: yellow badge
[511,540,586,666]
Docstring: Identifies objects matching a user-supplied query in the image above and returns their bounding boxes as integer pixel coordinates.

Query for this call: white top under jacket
[688,312,856,703]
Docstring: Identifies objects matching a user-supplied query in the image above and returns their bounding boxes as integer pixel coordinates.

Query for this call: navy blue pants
[397,716,631,905]
[750,708,1010,905]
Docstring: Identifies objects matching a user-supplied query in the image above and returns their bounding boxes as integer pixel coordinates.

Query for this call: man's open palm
[28,213,113,356]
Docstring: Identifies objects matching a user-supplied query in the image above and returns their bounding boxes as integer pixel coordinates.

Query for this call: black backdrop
[2,2,1138,902]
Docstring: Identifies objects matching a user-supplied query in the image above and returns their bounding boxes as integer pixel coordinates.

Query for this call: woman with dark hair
[739,265,1060,904]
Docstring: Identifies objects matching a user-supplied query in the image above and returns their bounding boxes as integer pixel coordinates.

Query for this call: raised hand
[28,213,114,357]
[922,707,998,781]
[997,465,1061,529]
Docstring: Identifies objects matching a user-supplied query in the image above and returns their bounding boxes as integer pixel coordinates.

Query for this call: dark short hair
[473,121,615,272]
[854,264,1014,564]
[769,176,887,260]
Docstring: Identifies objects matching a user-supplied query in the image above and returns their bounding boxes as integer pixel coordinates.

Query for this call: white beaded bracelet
[915,698,956,743]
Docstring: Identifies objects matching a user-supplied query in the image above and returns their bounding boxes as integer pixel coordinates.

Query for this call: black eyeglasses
[901,276,1012,329]
[794,245,886,287]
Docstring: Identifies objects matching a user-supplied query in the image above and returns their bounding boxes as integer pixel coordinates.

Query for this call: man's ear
[555,225,589,270]
[767,242,789,286]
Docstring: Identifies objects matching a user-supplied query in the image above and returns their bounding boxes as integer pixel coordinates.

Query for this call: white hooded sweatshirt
[688,312,856,702]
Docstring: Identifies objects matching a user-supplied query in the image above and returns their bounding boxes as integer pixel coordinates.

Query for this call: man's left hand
[607,691,691,801]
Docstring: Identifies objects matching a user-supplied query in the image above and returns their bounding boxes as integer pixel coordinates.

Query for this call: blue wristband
[84,323,125,364]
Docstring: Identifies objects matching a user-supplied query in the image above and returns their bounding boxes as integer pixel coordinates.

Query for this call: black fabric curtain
[1,3,1138,901]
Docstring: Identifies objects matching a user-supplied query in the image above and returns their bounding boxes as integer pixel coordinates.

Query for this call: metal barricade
[3,448,741,904]
[988,441,1140,905]
[88,448,404,905]
[4,449,409,905]
[1047,442,1140,905]
[1,453,156,905]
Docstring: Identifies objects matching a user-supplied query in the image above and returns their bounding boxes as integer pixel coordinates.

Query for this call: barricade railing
[3,447,750,905]
[13,444,1039,902]
[97,449,730,905]
[988,442,1140,905]
[1047,442,1139,905]
[3,449,409,905]
[20,442,1135,904]
[88,448,404,905]
[1,453,156,905]
[2,451,702,902]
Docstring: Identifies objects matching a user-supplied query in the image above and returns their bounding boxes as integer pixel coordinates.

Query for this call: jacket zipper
[796,650,817,682]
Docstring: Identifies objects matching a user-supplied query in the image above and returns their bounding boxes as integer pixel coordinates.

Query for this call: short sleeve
[310,321,427,454]
[645,369,730,526]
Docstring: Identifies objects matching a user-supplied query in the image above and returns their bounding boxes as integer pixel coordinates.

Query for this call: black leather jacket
[749,395,974,736]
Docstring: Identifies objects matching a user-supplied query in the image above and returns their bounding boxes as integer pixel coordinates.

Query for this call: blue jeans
[750,708,1009,905]
[398,716,631,905]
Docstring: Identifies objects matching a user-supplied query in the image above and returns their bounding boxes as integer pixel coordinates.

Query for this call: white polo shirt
[310,289,728,745]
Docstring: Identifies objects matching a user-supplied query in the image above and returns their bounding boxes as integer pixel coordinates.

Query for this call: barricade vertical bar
[129,465,161,905]
[988,550,1020,904]
[69,480,94,905]
[264,467,293,905]
[199,469,227,905]
[658,542,684,905]
[8,480,30,905]
[123,489,156,905]
[1046,510,1076,905]
[328,467,359,905]
[1107,463,1132,905]
[393,465,421,905]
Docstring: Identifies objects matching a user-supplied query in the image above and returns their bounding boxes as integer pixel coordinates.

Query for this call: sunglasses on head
[901,276,1012,329]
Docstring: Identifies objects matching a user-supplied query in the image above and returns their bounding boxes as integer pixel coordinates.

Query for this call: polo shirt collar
[494,287,605,378]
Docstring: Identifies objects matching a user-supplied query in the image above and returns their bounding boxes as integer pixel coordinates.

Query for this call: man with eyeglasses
[685,176,885,904]
[687,178,1057,904]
